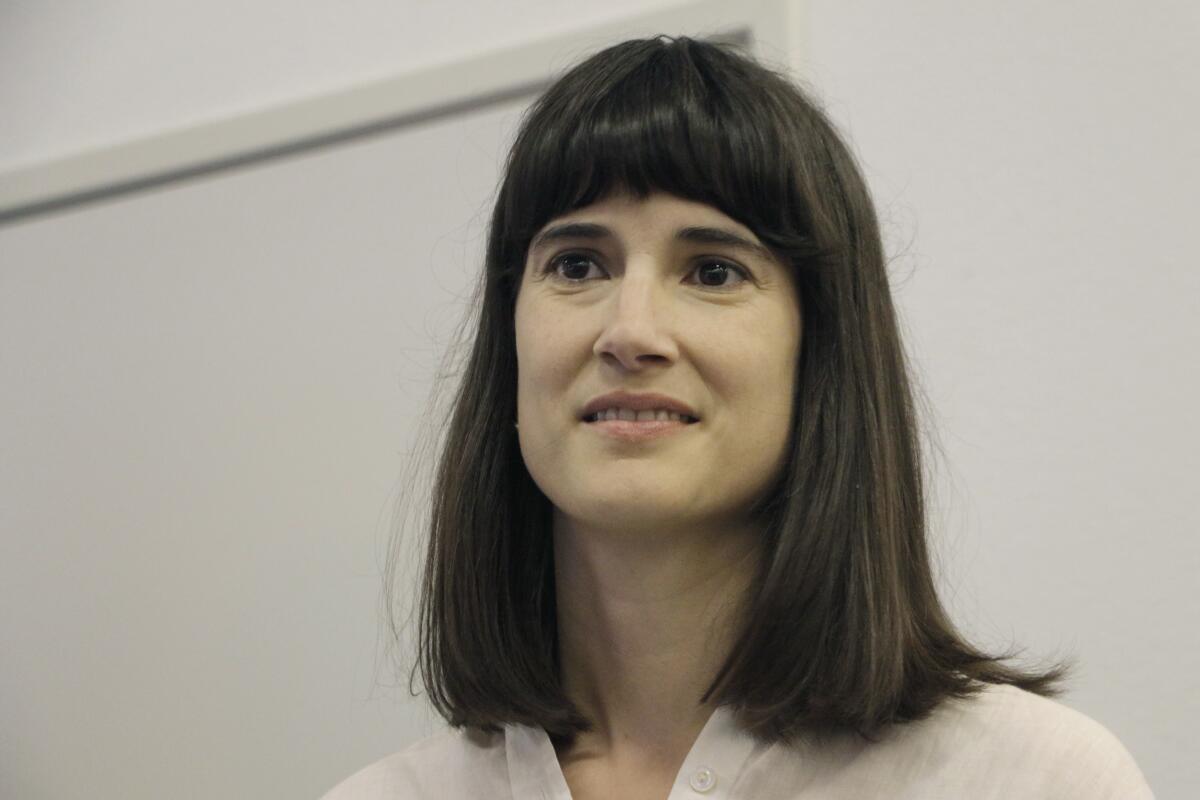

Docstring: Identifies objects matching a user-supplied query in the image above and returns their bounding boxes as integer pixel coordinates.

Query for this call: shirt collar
[504,705,762,799]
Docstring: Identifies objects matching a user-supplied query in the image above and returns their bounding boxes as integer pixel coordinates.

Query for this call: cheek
[725,309,799,375]
[514,298,547,382]
[718,313,799,433]
[514,306,579,414]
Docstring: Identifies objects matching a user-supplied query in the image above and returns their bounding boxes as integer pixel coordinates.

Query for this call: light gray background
[1,2,1196,798]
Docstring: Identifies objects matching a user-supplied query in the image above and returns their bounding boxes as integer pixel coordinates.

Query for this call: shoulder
[318,726,508,800]
[869,683,1154,799]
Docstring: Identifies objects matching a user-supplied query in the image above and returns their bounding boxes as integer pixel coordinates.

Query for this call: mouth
[581,412,700,424]
[580,412,699,442]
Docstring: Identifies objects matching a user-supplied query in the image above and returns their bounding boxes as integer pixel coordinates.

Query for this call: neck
[551,509,761,769]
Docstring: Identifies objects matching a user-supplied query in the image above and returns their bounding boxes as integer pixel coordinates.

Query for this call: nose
[592,263,679,371]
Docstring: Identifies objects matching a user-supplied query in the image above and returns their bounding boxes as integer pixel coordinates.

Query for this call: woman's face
[514,190,802,537]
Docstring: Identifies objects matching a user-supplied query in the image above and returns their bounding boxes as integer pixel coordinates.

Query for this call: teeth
[589,408,693,423]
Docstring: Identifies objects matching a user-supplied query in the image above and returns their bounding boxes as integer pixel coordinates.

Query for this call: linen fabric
[320,683,1153,799]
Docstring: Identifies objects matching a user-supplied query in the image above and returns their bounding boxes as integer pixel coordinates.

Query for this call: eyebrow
[528,222,776,264]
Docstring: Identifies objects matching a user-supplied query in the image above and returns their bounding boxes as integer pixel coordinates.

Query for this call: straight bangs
[493,37,829,301]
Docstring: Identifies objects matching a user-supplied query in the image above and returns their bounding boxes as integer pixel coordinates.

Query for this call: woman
[323,35,1152,799]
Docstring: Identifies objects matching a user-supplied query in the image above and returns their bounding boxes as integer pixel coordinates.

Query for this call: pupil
[562,257,589,279]
[699,264,726,286]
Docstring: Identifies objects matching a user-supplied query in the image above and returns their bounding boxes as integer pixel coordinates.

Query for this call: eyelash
[543,252,752,289]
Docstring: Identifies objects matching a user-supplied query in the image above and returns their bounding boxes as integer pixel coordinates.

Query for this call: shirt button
[689,766,716,793]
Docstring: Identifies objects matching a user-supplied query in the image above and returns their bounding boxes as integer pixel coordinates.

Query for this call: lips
[580,390,699,421]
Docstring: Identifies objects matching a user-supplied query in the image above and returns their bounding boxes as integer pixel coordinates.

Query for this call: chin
[572,494,690,530]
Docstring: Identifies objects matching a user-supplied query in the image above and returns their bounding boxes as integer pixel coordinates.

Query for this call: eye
[693,260,749,288]
[544,252,751,289]
[545,252,604,282]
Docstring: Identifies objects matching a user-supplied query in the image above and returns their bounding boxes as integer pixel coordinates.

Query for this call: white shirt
[319,683,1153,799]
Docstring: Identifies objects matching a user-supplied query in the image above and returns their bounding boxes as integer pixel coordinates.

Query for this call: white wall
[2,1,1195,797]
[0,0,693,173]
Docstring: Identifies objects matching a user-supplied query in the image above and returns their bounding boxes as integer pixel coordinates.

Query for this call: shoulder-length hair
[386,34,1068,748]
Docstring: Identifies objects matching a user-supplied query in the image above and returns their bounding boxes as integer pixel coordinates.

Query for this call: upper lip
[581,390,699,421]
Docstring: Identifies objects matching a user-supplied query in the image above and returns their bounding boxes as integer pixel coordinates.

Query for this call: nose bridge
[594,251,676,366]
[613,252,664,318]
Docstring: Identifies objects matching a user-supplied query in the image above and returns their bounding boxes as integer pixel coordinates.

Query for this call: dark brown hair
[385,34,1069,748]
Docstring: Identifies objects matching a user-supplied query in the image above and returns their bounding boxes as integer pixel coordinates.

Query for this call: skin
[513,189,802,798]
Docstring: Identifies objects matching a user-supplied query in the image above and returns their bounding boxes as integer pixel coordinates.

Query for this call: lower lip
[583,419,698,441]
